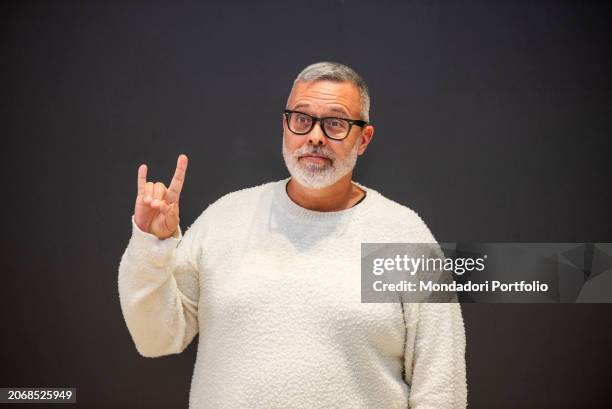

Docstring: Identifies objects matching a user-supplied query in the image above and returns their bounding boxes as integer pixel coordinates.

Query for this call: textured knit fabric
[118,178,467,409]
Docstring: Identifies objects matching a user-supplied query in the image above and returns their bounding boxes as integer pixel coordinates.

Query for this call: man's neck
[286,173,365,212]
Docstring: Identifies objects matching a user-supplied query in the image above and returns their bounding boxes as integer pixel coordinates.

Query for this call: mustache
[294,145,335,160]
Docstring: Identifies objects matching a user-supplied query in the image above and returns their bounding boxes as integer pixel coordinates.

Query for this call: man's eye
[328,120,347,129]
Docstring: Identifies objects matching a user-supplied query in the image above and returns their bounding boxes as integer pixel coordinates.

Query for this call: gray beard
[282,136,361,189]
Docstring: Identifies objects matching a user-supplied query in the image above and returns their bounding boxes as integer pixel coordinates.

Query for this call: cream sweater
[118,178,467,409]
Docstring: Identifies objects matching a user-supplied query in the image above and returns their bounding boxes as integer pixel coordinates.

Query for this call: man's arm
[118,214,202,357]
[117,154,203,357]
[404,302,467,409]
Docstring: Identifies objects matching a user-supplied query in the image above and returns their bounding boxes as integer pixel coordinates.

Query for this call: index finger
[167,154,188,203]
[137,164,147,196]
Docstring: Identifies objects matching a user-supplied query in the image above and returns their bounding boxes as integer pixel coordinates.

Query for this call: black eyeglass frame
[283,109,369,141]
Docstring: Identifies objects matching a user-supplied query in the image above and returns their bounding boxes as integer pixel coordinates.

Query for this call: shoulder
[193,179,283,224]
[359,183,438,243]
[210,179,280,209]
[184,179,282,237]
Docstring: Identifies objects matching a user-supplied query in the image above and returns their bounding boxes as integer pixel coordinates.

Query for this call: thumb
[159,203,179,237]
[160,202,175,215]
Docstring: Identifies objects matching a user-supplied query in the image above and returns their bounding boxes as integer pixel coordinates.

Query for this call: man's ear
[357,124,374,155]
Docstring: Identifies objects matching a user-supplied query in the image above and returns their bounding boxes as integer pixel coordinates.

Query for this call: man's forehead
[288,80,361,116]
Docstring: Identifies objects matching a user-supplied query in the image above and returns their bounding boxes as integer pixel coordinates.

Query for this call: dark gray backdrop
[2,1,611,408]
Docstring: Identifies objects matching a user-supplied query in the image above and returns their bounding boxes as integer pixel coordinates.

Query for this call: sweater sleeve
[118,214,203,358]
[404,302,467,409]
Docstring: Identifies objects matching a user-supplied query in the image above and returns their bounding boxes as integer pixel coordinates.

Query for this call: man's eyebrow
[327,107,351,117]
[292,103,312,111]
[291,103,351,117]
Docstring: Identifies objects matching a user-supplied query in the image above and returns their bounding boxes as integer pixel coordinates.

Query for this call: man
[118,62,467,408]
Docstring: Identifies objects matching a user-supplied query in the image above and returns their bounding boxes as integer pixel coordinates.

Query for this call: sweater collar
[274,177,372,223]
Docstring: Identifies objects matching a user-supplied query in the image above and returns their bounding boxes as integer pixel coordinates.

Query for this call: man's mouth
[299,154,331,164]
[300,153,329,159]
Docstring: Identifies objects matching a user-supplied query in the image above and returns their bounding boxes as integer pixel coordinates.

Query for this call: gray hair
[290,62,370,122]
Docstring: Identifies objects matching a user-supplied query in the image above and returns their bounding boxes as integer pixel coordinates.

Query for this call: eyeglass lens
[288,112,350,139]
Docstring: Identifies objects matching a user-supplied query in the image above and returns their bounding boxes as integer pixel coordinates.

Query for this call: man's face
[282,80,374,189]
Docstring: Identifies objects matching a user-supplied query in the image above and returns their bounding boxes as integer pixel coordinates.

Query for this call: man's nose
[308,121,327,146]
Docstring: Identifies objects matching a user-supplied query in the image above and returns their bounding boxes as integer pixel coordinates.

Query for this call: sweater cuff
[127,215,183,266]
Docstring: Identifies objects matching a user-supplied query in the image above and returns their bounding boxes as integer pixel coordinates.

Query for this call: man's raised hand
[134,154,188,239]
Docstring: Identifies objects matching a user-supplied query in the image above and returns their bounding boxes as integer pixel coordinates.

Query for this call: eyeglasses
[284,109,368,141]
